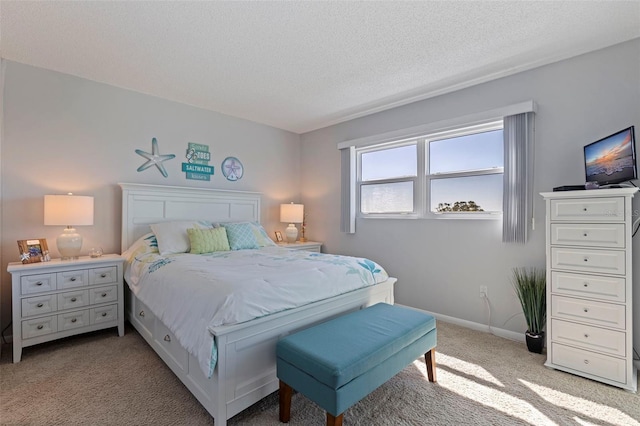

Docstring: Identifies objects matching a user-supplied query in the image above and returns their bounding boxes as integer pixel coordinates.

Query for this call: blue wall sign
[183,143,214,181]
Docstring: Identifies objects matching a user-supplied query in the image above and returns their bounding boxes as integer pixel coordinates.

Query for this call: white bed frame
[119,183,396,425]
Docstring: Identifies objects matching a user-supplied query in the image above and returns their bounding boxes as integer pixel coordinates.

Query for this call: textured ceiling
[2,1,639,133]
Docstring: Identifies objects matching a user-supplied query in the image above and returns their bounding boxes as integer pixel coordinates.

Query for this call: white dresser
[8,254,125,362]
[541,188,637,392]
[276,241,322,252]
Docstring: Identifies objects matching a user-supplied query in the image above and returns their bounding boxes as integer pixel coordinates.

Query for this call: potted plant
[512,267,546,353]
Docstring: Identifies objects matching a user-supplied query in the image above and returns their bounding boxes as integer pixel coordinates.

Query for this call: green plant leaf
[511,267,546,334]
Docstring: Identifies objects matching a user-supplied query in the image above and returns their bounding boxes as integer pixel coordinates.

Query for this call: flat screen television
[584,126,637,187]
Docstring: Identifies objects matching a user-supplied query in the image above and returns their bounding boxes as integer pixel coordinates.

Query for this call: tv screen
[584,126,637,187]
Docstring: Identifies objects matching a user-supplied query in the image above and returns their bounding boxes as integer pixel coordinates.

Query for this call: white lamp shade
[280,203,304,224]
[44,195,94,226]
[44,194,94,260]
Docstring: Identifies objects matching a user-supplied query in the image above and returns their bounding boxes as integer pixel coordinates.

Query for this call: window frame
[356,120,504,220]
[357,139,421,218]
[426,121,504,219]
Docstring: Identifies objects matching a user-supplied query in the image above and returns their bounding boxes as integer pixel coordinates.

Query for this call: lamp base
[57,227,83,260]
[284,224,298,243]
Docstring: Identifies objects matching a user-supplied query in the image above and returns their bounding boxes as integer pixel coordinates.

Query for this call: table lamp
[44,194,94,260]
[280,203,304,243]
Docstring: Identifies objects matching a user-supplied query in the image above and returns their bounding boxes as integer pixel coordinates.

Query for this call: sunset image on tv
[585,128,636,184]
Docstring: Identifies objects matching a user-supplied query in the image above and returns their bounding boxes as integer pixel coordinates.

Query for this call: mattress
[122,242,389,377]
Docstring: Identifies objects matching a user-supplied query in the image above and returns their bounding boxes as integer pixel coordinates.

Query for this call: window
[356,121,504,218]
[359,143,417,214]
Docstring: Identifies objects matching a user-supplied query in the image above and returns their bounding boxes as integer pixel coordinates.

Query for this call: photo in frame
[274,231,284,242]
[17,239,50,264]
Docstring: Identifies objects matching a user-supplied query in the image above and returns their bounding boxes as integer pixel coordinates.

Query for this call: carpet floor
[1,321,638,425]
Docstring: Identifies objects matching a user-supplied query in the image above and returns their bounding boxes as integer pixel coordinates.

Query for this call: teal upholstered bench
[276,303,437,426]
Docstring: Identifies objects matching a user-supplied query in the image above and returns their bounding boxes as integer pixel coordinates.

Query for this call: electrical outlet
[479,286,488,298]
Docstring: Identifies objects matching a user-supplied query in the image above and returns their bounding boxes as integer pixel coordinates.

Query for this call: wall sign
[135,137,176,178]
[222,156,244,181]
[182,142,214,181]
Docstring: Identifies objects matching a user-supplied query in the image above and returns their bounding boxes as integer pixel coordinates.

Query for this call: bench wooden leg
[279,380,292,423]
[327,412,344,426]
[425,348,437,382]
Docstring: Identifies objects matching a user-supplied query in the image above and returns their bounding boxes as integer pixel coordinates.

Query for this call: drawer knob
[583,207,588,212]
[584,334,589,338]
[583,282,589,287]
[101,293,107,297]
[584,359,590,365]
[37,325,44,330]
[70,277,76,282]
[139,310,145,317]
[36,303,44,308]
[71,318,77,323]
[100,273,107,278]
[164,335,171,342]
[36,281,43,286]
[101,312,107,317]
[583,258,588,262]
[71,297,77,302]
[583,233,588,237]
[583,308,589,313]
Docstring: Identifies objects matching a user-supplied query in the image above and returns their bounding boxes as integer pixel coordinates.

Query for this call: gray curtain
[340,146,356,233]
[503,112,535,243]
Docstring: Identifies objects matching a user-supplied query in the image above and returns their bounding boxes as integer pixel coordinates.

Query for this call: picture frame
[17,239,50,264]
[274,231,284,242]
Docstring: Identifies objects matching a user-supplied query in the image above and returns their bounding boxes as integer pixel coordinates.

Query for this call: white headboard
[119,183,261,252]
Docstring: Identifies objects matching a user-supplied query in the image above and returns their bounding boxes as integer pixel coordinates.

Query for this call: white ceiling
[2,1,639,134]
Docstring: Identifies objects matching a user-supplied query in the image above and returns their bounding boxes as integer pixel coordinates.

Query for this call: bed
[119,183,396,425]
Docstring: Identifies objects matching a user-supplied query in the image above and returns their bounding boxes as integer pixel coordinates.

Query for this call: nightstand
[8,254,125,363]
[277,241,323,253]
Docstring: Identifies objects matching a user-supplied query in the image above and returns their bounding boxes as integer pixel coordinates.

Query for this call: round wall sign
[222,156,244,181]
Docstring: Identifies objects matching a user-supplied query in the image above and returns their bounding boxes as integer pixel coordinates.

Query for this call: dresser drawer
[91,304,118,325]
[155,321,187,371]
[550,247,625,275]
[22,294,58,318]
[20,273,56,295]
[89,285,118,305]
[58,309,90,331]
[89,266,118,285]
[551,319,626,356]
[550,223,625,248]
[134,298,155,338]
[57,270,89,289]
[57,290,89,311]
[22,316,57,339]
[551,271,625,302]
[550,197,625,222]
[551,343,626,383]
[551,295,625,329]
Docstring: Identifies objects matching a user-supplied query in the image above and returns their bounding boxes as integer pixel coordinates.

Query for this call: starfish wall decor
[135,137,176,178]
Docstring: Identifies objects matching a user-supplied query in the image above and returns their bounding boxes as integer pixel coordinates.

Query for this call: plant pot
[525,331,545,353]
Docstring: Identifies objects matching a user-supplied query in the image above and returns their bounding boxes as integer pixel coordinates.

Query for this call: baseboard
[395,303,525,343]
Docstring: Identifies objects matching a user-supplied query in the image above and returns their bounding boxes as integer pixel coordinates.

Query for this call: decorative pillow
[223,222,260,250]
[188,227,231,254]
[121,233,159,263]
[250,222,277,247]
[150,220,213,255]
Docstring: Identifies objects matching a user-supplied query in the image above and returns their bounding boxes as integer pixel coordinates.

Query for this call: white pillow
[150,220,213,255]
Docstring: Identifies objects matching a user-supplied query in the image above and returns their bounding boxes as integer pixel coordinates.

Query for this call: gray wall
[0,62,302,331]
[300,39,640,345]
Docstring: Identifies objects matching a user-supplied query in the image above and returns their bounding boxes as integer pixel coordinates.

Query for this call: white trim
[337,100,536,150]
[395,303,525,343]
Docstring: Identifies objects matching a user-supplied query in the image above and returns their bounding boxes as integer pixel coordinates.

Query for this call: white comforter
[123,246,389,377]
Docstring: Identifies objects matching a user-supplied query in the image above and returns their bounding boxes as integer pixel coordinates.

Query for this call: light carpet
[1,321,638,425]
